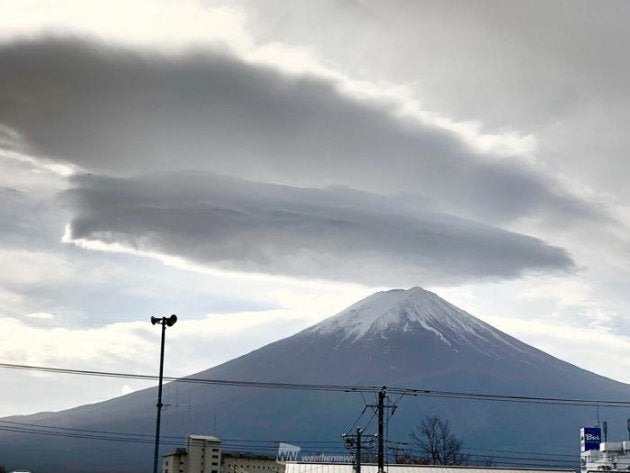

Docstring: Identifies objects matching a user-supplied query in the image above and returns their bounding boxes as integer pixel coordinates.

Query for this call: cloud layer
[0,38,597,225]
[1,2,630,418]
[65,172,574,286]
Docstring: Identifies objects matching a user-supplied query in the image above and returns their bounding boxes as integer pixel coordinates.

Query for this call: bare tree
[410,415,468,465]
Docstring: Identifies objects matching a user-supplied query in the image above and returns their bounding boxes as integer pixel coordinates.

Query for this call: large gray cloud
[228,0,630,129]
[65,172,574,286]
[220,0,630,200]
[0,37,599,225]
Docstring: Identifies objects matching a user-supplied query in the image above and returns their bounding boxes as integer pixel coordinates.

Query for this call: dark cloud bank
[0,37,582,285]
[0,38,596,224]
[66,173,574,286]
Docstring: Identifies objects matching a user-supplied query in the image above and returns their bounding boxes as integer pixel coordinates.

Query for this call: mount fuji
[1,287,628,472]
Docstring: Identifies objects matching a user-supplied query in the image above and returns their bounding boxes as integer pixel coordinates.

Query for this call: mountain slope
[1,288,627,472]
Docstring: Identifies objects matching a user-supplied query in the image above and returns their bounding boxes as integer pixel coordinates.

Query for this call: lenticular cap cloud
[0,37,598,225]
[65,172,575,286]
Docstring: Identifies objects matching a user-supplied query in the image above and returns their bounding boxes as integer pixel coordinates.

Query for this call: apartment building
[164,435,222,473]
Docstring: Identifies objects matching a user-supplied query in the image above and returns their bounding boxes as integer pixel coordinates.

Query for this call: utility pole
[350,386,397,473]
[370,386,396,473]
[342,427,364,473]
[378,387,385,473]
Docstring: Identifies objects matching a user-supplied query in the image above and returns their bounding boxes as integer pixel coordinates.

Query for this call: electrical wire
[2,361,629,408]
[346,405,369,434]
[0,419,580,462]
[0,419,582,469]
[398,445,578,465]
[0,361,611,470]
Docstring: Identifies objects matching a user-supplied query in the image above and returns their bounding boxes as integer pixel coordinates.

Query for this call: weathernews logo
[277,443,301,462]
[276,443,353,463]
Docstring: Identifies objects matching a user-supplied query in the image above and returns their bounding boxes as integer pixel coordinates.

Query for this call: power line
[346,405,369,433]
[0,419,341,446]
[0,419,582,469]
[387,445,578,468]
[398,446,577,466]
[362,409,377,433]
[0,419,579,459]
[461,447,576,459]
[0,420,347,451]
[384,440,577,458]
[0,359,593,471]
[2,361,630,408]
[0,362,374,392]
[0,425,576,469]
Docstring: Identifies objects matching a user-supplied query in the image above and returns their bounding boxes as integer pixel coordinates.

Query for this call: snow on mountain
[310,287,524,354]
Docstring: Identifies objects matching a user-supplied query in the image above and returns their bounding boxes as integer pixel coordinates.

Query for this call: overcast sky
[1,0,630,417]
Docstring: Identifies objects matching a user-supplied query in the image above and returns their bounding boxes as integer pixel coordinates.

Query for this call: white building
[165,438,573,473]
[164,435,222,473]
[164,448,189,473]
[581,441,630,472]
[164,436,284,473]
[223,451,285,473]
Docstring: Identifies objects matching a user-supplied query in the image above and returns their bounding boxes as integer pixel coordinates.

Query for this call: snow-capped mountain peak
[310,287,522,352]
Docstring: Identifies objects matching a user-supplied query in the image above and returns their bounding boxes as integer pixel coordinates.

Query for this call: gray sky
[1,0,630,417]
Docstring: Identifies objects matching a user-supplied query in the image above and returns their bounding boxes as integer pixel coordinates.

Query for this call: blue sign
[581,427,601,451]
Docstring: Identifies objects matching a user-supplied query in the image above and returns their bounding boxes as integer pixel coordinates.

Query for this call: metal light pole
[151,314,178,473]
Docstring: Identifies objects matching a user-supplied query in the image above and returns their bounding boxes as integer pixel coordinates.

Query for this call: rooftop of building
[188,434,221,442]
[163,448,188,458]
[223,451,277,461]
